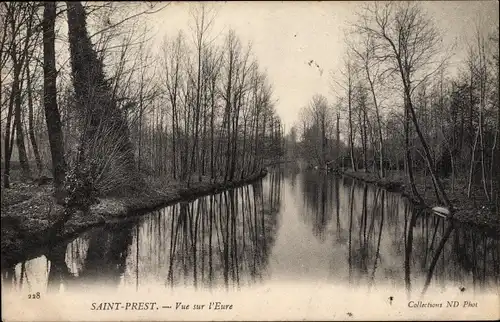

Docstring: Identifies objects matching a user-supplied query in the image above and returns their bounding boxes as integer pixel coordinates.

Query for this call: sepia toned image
[1,1,499,321]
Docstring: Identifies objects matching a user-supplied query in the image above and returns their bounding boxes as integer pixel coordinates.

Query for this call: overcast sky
[144,1,499,130]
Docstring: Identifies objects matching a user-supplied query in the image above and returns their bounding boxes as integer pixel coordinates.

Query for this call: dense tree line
[146,8,284,184]
[0,2,284,205]
[293,2,499,209]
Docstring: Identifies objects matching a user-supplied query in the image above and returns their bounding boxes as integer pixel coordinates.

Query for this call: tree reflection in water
[128,171,281,290]
[0,172,281,293]
[404,206,499,297]
[46,220,137,292]
[301,170,334,241]
[297,171,499,294]
[1,169,498,296]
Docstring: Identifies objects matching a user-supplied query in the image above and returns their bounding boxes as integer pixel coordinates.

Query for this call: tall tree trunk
[241,118,248,178]
[321,114,326,166]
[336,111,340,168]
[478,104,490,200]
[478,40,490,201]
[27,64,43,176]
[200,89,208,179]
[361,106,368,172]
[380,27,453,210]
[252,107,260,173]
[3,64,17,188]
[172,104,177,179]
[210,80,215,180]
[491,87,500,202]
[223,49,233,182]
[394,54,451,209]
[365,65,385,177]
[14,66,31,180]
[348,82,356,171]
[406,90,451,208]
[404,100,423,204]
[43,1,67,199]
[137,73,145,172]
[230,92,241,181]
[469,72,474,155]
[467,128,479,198]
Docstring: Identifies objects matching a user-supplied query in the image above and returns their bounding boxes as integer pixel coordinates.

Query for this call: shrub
[64,155,99,211]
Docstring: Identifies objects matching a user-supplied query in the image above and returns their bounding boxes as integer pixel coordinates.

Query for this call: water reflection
[1,171,281,292]
[1,167,498,296]
[157,175,280,290]
[301,170,334,240]
[294,170,498,293]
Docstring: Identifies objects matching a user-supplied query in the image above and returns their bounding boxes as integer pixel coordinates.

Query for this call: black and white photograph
[1,1,499,321]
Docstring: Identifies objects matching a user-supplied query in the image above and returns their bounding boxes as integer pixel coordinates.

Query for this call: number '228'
[28,292,40,299]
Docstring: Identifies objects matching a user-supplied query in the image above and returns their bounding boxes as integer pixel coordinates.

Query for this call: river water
[2,165,499,297]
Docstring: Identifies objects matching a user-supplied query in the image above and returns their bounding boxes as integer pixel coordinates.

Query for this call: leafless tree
[354,2,452,209]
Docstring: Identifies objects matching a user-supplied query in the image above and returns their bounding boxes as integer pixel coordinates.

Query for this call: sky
[144,1,499,132]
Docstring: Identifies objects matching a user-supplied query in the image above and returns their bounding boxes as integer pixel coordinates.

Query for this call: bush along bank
[1,169,268,267]
[339,170,500,236]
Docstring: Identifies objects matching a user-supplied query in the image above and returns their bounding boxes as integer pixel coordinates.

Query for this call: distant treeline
[287,2,499,209]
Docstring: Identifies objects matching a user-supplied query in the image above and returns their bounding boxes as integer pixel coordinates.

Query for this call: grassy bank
[1,169,268,267]
[340,170,500,235]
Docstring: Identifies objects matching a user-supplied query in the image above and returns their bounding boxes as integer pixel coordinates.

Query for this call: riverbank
[1,169,268,267]
[340,170,500,235]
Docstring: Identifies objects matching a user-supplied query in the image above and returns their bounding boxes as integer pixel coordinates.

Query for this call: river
[2,165,499,298]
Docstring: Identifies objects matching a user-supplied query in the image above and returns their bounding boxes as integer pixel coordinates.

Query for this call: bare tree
[350,33,386,177]
[2,3,40,186]
[355,2,452,209]
[161,31,186,179]
[333,56,358,172]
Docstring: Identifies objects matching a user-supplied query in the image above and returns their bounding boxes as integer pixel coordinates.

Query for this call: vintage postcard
[1,1,499,321]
